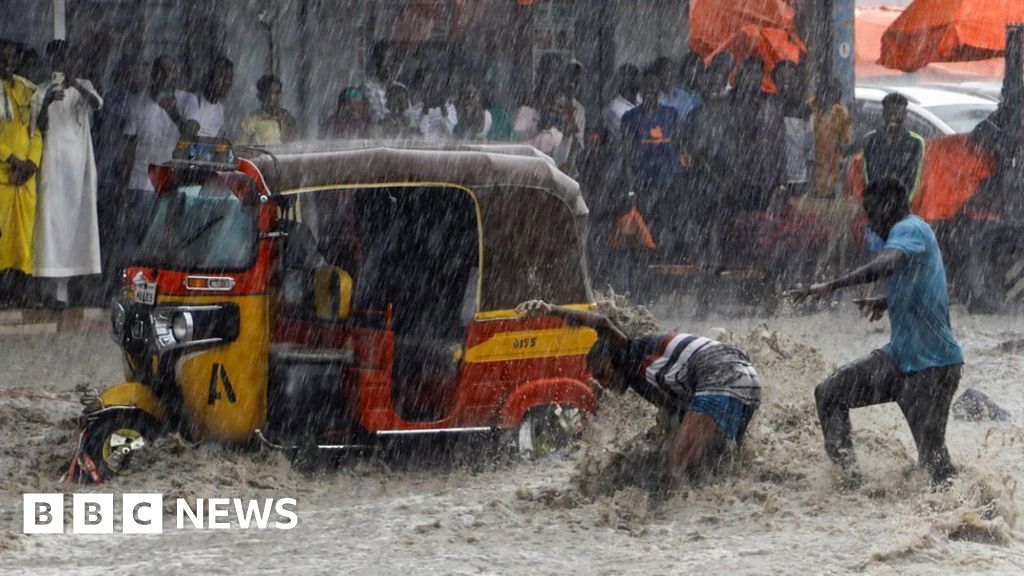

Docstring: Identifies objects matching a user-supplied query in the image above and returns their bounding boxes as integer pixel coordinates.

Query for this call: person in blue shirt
[792,177,964,489]
[621,67,680,245]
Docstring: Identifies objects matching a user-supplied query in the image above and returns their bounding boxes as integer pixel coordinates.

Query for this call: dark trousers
[636,180,675,254]
[814,350,962,483]
[101,188,156,298]
[614,248,650,296]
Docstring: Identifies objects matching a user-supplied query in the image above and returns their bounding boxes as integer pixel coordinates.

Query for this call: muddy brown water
[1,300,1023,575]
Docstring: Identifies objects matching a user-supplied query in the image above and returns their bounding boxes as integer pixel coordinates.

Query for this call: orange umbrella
[847,134,995,222]
[858,7,1004,79]
[879,0,1024,72]
[690,0,798,58]
[859,7,912,77]
[710,25,806,90]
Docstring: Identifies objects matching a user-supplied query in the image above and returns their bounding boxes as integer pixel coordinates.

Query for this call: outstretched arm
[71,78,103,111]
[159,94,199,139]
[515,300,629,347]
[791,248,906,301]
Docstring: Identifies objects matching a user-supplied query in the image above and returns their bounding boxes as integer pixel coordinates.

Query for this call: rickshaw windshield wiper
[174,215,225,250]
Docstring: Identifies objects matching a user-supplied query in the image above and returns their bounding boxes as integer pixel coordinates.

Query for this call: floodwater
[1,300,1022,575]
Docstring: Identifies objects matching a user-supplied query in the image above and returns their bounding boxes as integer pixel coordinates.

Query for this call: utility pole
[53,0,66,39]
[809,0,854,106]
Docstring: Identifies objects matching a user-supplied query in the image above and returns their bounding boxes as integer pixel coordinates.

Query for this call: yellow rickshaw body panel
[168,294,270,442]
[98,381,167,422]
[463,327,598,364]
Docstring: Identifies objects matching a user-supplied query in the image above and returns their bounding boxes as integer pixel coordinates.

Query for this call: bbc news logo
[23,494,298,534]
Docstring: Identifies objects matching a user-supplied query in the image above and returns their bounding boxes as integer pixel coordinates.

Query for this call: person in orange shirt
[0,39,43,306]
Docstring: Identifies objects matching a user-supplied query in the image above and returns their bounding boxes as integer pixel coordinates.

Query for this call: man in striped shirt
[515,300,761,490]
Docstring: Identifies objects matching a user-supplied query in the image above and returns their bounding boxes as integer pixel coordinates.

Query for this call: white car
[854,85,999,140]
[931,81,1003,102]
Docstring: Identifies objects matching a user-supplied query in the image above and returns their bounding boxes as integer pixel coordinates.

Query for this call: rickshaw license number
[512,337,538,350]
[135,282,157,305]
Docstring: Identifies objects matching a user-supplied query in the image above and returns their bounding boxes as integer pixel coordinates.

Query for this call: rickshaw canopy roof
[239,141,594,309]
[240,140,587,218]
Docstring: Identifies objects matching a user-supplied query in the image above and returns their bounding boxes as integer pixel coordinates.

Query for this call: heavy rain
[1,0,1023,574]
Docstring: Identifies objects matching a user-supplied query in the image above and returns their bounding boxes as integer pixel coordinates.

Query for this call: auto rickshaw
[71,139,600,481]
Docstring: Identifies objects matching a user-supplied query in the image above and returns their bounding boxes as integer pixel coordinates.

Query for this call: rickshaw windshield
[135,175,258,271]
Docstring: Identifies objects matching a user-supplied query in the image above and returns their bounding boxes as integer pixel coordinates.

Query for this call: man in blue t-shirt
[621,68,680,242]
[792,177,963,489]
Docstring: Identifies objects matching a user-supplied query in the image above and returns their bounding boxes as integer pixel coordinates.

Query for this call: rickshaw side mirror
[314,265,353,321]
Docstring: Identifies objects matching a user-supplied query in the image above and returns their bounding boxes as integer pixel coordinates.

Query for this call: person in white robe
[31,41,102,307]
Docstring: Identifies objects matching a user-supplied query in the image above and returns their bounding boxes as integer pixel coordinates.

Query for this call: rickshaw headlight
[171,312,194,343]
[149,304,237,353]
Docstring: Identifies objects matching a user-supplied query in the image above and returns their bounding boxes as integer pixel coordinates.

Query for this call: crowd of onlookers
[2,34,871,309]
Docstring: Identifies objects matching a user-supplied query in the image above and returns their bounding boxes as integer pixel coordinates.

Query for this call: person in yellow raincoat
[1,39,43,301]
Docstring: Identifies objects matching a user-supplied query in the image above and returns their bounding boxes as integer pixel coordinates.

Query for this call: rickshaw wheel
[515,404,583,460]
[81,411,161,481]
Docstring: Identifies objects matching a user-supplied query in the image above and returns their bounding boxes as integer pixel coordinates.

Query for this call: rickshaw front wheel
[515,404,583,460]
[81,411,162,481]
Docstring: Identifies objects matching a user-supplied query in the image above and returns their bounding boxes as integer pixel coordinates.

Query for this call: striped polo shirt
[615,333,762,410]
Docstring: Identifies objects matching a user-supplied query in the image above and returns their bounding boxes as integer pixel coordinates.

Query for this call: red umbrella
[879,0,1024,72]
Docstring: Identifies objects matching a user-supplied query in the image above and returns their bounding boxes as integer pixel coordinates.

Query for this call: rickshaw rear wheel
[514,404,584,460]
[81,410,162,481]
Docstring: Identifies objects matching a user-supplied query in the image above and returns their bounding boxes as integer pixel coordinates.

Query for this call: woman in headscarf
[321,87,375,139]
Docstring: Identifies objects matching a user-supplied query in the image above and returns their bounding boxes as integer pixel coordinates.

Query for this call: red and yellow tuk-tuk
[74,140,600,480]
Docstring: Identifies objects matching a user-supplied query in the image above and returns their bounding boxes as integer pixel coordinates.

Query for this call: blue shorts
[687,394,757,443]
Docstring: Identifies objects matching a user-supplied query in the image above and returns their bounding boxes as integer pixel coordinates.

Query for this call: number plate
[135,281,157,305]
